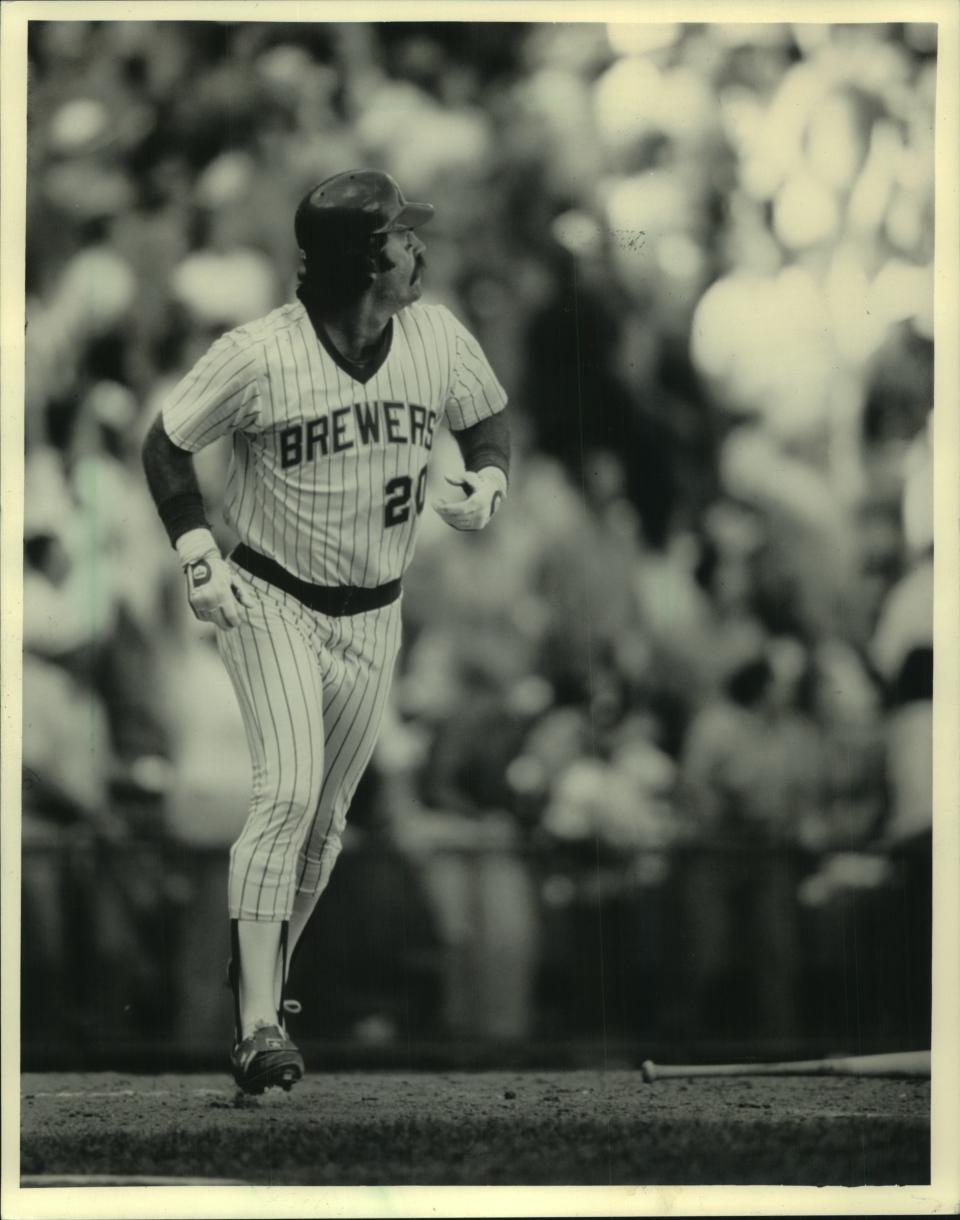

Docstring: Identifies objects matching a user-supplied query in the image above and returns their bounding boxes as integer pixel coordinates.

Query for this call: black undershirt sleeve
[451,410,510,482]
[141,414,211,546]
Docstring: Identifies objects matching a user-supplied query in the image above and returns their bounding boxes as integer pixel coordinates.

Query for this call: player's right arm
[141,334,262,630]
[141,419,250,629]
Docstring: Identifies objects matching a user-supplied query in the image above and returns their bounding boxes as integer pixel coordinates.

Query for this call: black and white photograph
[2,2,957,1215]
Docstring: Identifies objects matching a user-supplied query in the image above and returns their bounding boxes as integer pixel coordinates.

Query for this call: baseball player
[142,170,510,1092]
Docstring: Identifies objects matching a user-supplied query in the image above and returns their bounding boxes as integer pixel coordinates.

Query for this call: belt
[231,544,401,616]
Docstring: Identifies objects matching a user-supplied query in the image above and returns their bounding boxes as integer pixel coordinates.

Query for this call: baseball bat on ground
[641,1050,930,1082]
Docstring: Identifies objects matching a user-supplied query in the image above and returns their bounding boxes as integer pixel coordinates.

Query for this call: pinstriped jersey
[162,299,507,587]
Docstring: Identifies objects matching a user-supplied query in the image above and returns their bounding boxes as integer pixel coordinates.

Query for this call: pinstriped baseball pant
[217,562,403,921]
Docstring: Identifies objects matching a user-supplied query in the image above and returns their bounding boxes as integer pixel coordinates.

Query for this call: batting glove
[433,468,507,531]
[176,528,253,631]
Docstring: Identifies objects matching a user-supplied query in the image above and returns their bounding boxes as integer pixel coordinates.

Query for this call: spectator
[681,652,822,843]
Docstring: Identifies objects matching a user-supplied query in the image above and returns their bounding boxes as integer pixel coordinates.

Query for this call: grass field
[19,1070,929,1186]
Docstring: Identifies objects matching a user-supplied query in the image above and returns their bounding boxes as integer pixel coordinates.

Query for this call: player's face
[378,227,427,308]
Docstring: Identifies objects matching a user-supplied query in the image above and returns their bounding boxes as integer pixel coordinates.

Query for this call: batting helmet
[294,169,434,260]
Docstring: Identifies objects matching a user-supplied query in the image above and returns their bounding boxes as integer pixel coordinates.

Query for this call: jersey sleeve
[441,308,508,432]
[161,333,263,452]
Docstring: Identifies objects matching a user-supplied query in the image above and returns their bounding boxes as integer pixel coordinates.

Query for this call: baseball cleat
[231,1023,304,1094]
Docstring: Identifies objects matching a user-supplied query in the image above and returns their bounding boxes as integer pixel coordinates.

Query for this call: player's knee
[231,783,323,875]
[253,772,322,827]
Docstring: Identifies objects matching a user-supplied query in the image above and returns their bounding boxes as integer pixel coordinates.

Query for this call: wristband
[466,449,510,482]
[175,528,220,568]
[157,492,211,548]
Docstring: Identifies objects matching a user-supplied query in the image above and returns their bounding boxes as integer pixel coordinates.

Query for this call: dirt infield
[21,1070,929,1186]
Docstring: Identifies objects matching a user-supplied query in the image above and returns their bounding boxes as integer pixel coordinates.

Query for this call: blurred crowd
[23,19,935,1032]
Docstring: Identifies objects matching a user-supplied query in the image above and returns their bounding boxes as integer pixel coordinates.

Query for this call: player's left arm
[433,308,511,532]
[434,411,511,531]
